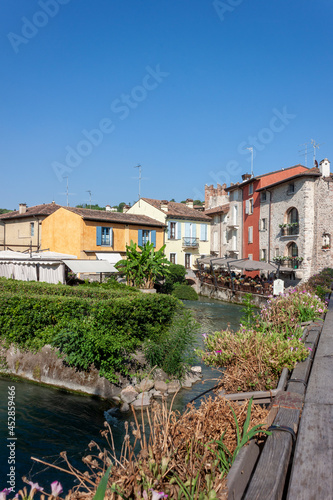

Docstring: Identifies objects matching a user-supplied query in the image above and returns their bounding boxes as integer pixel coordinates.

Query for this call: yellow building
[127,198,211,269]
[0,202,61,252]
[41,206,165,259]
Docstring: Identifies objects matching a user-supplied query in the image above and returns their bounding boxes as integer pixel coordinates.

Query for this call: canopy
[63,259,116,273]
[197,257,240,267]
[228,259,278,272]
[31,251,77,260]
[96,252,122,272]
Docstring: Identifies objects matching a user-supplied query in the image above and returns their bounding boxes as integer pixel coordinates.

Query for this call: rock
[120,403,130,413]
[154,380,168,392]
[181,379,193,389]
[191,366,202,374]
[132,394,151,408]
[151,390,163,397]
[136,377,155,392]
[167,380,181,393]
[131,377,138,386]
[120,385,138,404]
[184,374,201,385]
[153,368,169,381]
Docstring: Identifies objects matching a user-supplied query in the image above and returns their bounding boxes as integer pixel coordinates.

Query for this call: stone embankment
[1,343,202,408]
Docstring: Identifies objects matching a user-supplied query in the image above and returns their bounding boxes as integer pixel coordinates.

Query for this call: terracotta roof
[0,203,62,220]
[204,204,230,216]
[226,164,309,191]
[64,206,165,227]
[142,198,211,221]
[255,168,323,192]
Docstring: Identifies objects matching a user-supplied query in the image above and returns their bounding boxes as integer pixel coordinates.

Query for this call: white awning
[63,259,116,273]
[229,260,278,272]
[95,253,122,272]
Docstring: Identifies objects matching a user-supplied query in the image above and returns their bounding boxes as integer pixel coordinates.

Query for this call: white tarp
[39,263,65,284]
[63,259,116,274]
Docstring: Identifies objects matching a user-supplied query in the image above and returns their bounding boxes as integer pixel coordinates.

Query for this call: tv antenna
[59,176,75,207]
[298,142,310,167]
[246,147,254,177]
[311,139,324,167]
[134,164,142,206]
[86,190,93,209]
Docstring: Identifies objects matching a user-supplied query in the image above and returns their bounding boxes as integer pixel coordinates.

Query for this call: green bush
[172,283,198,301]
[0,285,179,381]
[143,310,199,379]
[161,263,187,294]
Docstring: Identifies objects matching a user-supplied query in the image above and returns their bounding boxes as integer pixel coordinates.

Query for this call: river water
[0,297,242,494]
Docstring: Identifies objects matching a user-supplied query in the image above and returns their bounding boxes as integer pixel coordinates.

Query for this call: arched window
[288,242,298,258]
[322,233,331,249]
[286,242,301,269]
[282,208,299,235]
[288,208,299,224]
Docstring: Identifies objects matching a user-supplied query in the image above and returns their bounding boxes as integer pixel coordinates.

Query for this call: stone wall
[312,178,333,275]
[198,283,267,307]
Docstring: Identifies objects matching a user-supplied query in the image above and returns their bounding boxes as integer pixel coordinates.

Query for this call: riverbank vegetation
[199,268,331,392]
[0,277,187,382]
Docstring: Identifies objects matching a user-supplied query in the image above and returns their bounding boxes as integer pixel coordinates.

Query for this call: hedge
[0,283,180,382]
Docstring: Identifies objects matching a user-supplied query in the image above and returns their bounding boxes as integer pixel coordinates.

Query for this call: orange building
[41,206,165,259]
[226,165,308,263]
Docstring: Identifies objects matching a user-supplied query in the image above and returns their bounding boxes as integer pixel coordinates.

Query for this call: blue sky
[1,0,332,209]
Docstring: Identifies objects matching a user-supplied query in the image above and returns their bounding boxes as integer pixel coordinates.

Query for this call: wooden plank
[244,406,300,500]
[287,403,333,500]
[227,440,260,500]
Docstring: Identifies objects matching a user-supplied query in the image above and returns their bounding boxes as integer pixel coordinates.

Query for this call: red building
[226,164,308,263]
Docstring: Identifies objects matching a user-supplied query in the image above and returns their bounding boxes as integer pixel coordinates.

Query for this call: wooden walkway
[286,297,333,500]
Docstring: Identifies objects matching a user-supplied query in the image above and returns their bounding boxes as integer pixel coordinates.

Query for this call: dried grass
[37,396,269,499]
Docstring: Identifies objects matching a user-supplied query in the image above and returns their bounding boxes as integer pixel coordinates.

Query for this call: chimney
[185,198,194,209]
[19,203,27,214]
[161,200,169,212]
[122,204,130,213]
[319,158,330,177]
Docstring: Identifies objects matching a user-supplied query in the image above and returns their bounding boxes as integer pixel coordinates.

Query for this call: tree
[115,241,170,289]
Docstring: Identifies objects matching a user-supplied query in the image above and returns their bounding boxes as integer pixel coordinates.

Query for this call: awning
[63,259,116,273]
[228,260,278,272]
[196,257,238,267]
[96,252,122,272]
[31,251,77,260]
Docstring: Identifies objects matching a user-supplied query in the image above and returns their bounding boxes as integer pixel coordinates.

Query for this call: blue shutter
[192,224,196,239]
[138,229,143,246]
[167,221,171,239]
[185,223,190,237]
[200,224,207,241]
[151,230,156,247]
[110,228,113,247]
[96,226,102,246]
[177,222,181,240]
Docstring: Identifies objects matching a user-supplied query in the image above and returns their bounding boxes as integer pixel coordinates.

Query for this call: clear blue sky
[1,0,332,209]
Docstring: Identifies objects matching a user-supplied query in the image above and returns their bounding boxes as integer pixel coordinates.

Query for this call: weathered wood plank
[227,440,260,500]
[244,406,300,500]
[287,403,333,500]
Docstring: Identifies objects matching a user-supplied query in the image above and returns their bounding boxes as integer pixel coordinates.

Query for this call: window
[260,218,267,231]
[200,224,208,241]
[275,247,280,257]
[169,253,176,264]
[138,229,156,247]
[229,191,234,202]
[287,183,295,194]
[214,215,219,225]
[261,249,267,261]
[168,221,181,240]
[30,222,34,237]
[248,183,253,195]
[185,253,191,269]
[260,192,267,202]
[96,226,113,246]
[248,226,253,243]
[248,254,253,260]
[245,198,254,215]
[288,207,298,224]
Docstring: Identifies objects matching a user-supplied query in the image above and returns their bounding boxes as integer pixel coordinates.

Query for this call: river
[0,297,242,494]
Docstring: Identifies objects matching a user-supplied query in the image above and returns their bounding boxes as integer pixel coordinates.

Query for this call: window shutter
[138,229,143,246]
[200,224,207,241]
[110,228,113,247]
[245,200,249,214]
[177,222,181,240]
[185,223,190,237]
[151,230,156,247]
[167,221,171,239]
[192,224,196,238]
[96,226,102,246]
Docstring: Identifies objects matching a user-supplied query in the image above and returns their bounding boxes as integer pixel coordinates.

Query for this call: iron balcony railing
[182,237,199,248]
[280,224,299,236]
[280,258,302,269]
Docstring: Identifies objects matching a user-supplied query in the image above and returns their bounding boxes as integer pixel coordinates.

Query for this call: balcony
[182,237,199,248]
[274,257,303,269]
[280,223,299,237]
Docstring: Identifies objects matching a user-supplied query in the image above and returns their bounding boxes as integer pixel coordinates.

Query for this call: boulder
[136,377,155,392]
[120,385,138,404]
[132,394,151,409]
[120,402,130,413]
[191,366,202,374]
[167,380,181,394]
[154,380,168,392]
[153,368,169,381]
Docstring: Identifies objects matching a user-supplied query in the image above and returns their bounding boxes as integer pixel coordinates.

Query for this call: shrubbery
[172,283,198,301]
[0,280,180,382]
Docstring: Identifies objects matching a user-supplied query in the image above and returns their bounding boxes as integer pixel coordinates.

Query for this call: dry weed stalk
[38,396,268,499]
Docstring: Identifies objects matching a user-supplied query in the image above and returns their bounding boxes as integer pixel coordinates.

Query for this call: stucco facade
[41,207,165,259]
[128,198,211,269]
